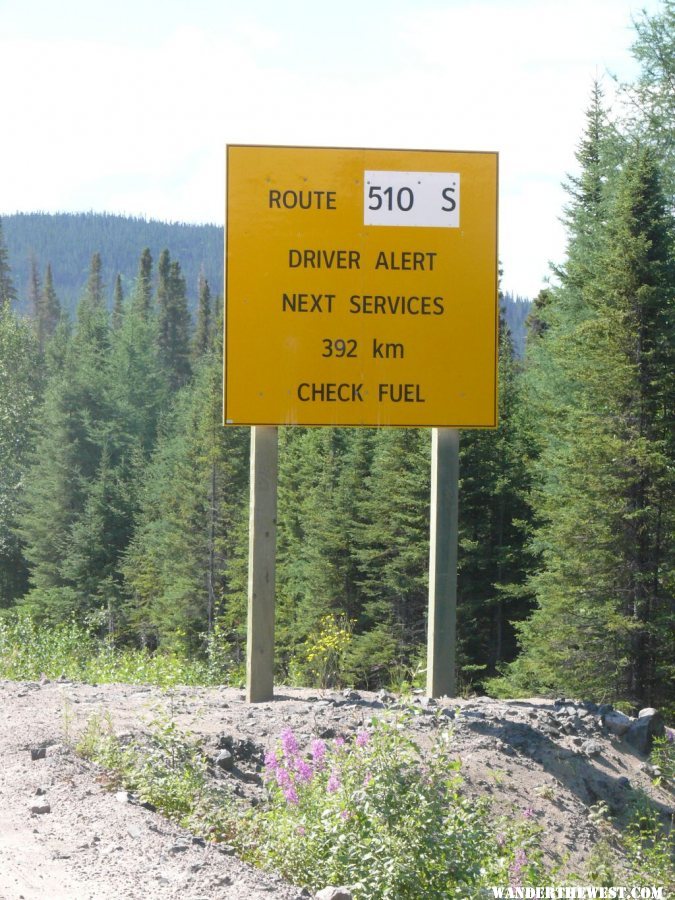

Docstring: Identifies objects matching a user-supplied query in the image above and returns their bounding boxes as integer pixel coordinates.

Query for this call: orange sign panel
[224,145,498,427]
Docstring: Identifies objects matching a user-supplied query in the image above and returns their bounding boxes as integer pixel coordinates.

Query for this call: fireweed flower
[334,736,346,749]
[276,766,292,789]
[294,758,314,783]
[310,738,327,769]
[264,750,280,770]
[281,727,299,759]
[327,770,341,794]
[284,784,299,805]
[522,807,535,819]
[355,730,369,748]
[509,848,528,887]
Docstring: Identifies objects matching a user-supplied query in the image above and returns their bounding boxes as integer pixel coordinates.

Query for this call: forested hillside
[2,212,223,315]
[0,3,673,714]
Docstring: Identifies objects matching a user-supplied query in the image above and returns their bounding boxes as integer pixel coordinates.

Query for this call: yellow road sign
[224,145,498,427]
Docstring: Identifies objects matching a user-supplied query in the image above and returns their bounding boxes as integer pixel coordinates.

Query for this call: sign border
[224,143,500,429]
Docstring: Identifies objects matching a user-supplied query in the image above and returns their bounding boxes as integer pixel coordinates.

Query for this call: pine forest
[0,4,673,716]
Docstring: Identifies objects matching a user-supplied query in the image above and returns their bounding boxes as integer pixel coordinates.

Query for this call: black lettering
[441,186,456,212]
[268,190,338,210]
[297,383,363,402]
[378,383,425,402]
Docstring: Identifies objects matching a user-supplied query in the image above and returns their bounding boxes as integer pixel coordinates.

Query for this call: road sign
[224,145,498,427]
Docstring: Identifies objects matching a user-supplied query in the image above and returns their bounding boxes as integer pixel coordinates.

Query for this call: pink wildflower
[509,848,528,888]
[276,766,291,789]
[296,825,306,836]
[355,730,369,748]
[281,727,299,759]
[327,770,341,794]
[264,750,280,770]
[310,738,327,769]
[522,807,535,819]
[334,736,346,749]
[294,758,313,783]
[284,784,299,805]
[340,809,351,820]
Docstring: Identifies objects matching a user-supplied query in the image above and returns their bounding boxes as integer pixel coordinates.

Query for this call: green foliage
[290,614,354,689]
[0,307,41,605]
[0,611,219,686]
[239,719,545,899]
[649,732,675,786]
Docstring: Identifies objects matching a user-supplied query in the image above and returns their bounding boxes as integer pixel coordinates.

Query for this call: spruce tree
[40,264,61,347]
[0,218,17,312]
[498,146,674,709]
[112,274,124,330]
[156,250,191,390]
[192,270,212,361]
[131,248,153,319]
[0,307,41,605]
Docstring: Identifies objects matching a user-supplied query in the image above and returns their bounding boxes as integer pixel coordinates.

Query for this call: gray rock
[215,749,234,771]
[115,790,131,803]
[30,747,47,760]
[638,707,658,719]
[624,711,665,755]
[315,888,353,900]
[30,802,51,814]
[603,710,633,737]
[581,740,603,757]
[342,690,361,702]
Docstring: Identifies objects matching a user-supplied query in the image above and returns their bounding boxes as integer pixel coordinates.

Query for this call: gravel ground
[0,679,671,899]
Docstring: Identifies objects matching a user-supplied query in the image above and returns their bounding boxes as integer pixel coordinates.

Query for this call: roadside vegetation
[73,709,674,899]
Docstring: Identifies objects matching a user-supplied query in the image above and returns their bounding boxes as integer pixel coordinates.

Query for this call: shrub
[239,716,544,899]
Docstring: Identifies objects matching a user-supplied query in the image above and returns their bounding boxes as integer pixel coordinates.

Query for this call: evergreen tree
[457,318,535,686]
[622,1,675,199]
[112,274,124,330]
[192,270,212,361]
[0,218,17,312]
[28,256,41,321]
[122,350,249,652]
[40,264,61,348]
[156,250,191,390]
[0,307,41,605]
[498,146,674,709]
[131,248,153,319]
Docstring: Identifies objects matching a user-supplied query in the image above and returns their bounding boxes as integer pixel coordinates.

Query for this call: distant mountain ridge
[2,212,223,315]
[2,211,531,352]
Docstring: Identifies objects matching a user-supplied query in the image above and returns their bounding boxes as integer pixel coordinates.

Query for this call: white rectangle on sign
[364,170,460,228]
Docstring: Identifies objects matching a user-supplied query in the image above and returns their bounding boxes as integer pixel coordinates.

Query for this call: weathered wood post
[246,425,278,703]
[426,427,459,698]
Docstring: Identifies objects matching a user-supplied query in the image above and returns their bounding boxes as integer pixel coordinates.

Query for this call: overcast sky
[0,0,661,298]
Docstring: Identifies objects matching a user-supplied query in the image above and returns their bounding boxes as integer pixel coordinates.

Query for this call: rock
[342,689,361,702]
[603,710,633,737]
[315,888,353,900]
[638,707,658,719]
[115,790,130,803]
[624,711,665,755]
[581,740,603,757]
[30,802,51,814]
[215,749,234,771]
[30,747,47,760]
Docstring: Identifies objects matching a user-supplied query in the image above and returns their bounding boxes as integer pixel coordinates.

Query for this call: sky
[0,0,662,299]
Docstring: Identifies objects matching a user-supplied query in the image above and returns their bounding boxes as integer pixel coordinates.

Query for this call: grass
[0,611,233,687]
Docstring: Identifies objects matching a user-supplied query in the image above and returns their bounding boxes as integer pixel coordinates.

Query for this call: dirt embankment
[0,680,671,899]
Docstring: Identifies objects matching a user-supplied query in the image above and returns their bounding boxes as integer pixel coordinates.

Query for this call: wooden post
[426,427,459,698]
[246,426,278,703]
